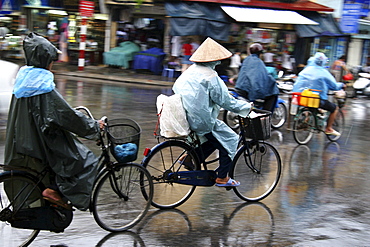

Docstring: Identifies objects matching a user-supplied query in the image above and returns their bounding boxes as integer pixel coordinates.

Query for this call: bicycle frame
[293,106,326,132]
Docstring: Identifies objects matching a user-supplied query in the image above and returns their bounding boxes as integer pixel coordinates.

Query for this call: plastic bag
[114,143,138,163]
[156,94,190,138]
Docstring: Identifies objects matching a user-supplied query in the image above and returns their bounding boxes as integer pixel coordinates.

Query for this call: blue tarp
[133,47,166,75]
[165,2,231,41]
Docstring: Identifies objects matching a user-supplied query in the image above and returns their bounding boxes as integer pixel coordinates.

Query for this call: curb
[54,70,175,87]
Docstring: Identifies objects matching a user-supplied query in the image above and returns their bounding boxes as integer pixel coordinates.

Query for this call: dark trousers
[195,133,232,179]
[263,95,278,113]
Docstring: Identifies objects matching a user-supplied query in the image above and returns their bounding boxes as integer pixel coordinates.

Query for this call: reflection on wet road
[1,75,370,246]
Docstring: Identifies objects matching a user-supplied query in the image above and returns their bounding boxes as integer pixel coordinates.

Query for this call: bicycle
[224,88,287,130]
[292,91,346,145]
[0,106,153,247]
[141,108,282,209]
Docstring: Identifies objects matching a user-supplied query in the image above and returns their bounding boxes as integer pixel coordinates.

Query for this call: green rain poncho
[4,33,100,210]
[173,63,252,160]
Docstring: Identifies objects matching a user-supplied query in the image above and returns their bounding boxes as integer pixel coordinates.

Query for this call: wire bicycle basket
[107,118,141,163]
[243,109,272,140]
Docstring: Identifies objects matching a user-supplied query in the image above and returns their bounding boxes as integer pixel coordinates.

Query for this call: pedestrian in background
[181,38,194,73]
[263,46,275,67]
[331,55,349,82]
[281,50,295,75]
[228,49,241,84]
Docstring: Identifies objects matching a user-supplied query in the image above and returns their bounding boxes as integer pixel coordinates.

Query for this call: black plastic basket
[107,118,141,163]
[243,109,272,140]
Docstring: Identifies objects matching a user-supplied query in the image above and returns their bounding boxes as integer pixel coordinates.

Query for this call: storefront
[105,1,166,50]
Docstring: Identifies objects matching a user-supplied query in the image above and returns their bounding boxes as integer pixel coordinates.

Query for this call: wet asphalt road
[1,75,370,246]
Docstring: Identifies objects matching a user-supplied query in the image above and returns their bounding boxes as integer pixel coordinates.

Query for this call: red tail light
[143,148,151,156]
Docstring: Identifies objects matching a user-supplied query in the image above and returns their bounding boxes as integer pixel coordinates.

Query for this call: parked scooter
[276,71,296,94]
[353,72,370,97]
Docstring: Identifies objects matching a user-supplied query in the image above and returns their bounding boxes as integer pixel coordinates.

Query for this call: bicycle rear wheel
[231,141,281,201]
[92,163,153,232]
[293,109,315,145]
[326,109,344,142]
[142,140,200,209]
[0,172,45,247]
[271,102,287,129]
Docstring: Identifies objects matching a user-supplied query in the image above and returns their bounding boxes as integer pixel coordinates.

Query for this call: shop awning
[295,12,347,37]
[165,2,231,41]
[182,0,334,13]
[221,6,318,25]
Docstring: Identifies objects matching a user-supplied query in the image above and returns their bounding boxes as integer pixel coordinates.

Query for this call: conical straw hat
[189,37,232,62]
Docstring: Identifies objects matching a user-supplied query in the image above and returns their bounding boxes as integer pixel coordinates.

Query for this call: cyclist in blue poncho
[292,52,345,136]
[173,37,253,187]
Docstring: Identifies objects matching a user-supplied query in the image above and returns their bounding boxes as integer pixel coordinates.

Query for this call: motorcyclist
[235,43,279,113]
[292,52,345,136]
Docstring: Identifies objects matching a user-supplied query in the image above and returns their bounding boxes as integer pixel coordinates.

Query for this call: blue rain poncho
[235,54,279,101]
[293,53,343,100]
[173,63,252,159]
[13,66,55,98]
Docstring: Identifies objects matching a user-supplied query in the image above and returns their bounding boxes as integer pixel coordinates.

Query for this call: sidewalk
[5,58,175,87]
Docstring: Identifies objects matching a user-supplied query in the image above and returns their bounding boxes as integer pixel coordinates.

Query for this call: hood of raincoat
[313,52,328,67]
[23,32,60,69]
[13,66,55,98]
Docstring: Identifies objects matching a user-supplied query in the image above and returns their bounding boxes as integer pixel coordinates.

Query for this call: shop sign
[0,0,14,14]
[79,0,94,17]
[341,3,362,34]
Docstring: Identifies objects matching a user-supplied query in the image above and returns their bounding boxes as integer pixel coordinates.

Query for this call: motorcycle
[276,71,296,94]
[224,89,287,130]
[353,72,370,97]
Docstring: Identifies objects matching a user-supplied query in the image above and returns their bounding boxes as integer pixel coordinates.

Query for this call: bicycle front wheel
[271,102,287,129]
[231,141,281,201]
[326,109,345,142]
[92,163,153,232]
[0,172,45,247]
[142,140,200,209]
[293,109,315,145]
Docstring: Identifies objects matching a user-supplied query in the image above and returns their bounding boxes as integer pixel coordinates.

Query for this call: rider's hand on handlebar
[98,120,105,130]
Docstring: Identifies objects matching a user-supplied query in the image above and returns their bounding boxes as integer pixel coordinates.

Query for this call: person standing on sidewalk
[228,49,241,84]
[181,38,194,73]
[331,55,350,82]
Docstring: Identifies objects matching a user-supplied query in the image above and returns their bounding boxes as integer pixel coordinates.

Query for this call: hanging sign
[341,3,362,34]
[0,0,13,15]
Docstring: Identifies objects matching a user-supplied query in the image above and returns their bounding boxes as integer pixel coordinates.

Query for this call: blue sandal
[215,178,240,187]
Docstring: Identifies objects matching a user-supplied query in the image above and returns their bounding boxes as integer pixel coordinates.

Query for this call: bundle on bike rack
[107,118,141,163]
[243,109,271,140]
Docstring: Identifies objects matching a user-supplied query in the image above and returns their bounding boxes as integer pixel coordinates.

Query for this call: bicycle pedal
[225,187,233,191]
